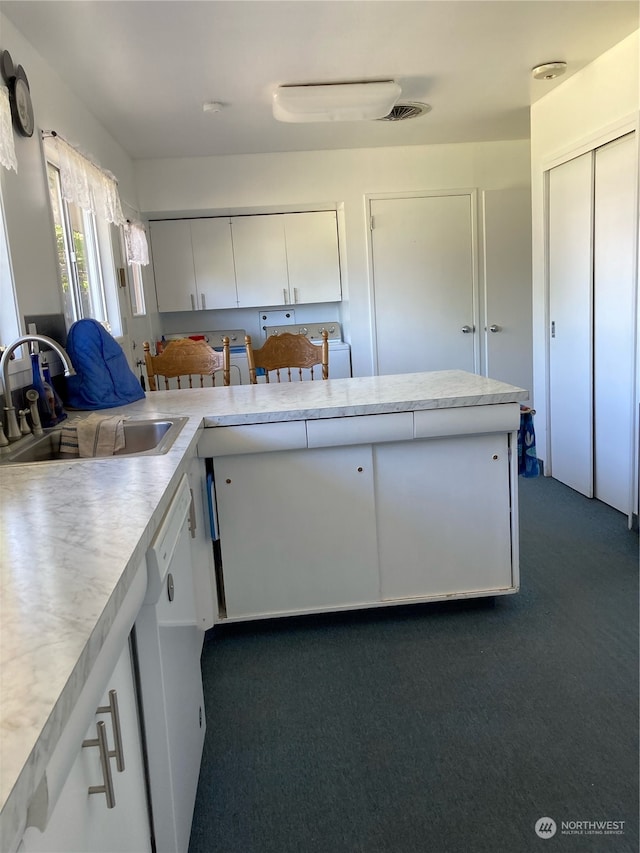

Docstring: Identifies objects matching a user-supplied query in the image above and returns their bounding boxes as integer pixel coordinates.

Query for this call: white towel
[76,414,126,458]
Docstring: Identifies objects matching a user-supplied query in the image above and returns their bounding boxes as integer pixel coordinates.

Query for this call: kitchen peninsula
[0,370,527,852]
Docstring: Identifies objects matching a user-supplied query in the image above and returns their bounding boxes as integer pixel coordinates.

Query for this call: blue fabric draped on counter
[518,406,540,477]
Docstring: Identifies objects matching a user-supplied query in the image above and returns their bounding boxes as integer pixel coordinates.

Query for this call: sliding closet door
[548,152,594,497]
[593,133,636,513]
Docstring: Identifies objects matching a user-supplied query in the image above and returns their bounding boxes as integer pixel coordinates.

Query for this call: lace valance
[49,133,125,226]
[124,219,149,266]
[0,87,17,172]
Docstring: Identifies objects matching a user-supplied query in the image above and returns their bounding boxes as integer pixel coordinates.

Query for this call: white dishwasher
[134,474,206,853]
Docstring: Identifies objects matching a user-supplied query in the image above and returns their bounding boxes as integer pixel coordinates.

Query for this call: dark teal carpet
[189,477,639,853]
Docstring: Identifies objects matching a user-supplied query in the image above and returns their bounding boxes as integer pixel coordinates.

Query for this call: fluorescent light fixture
[272,81,401,123]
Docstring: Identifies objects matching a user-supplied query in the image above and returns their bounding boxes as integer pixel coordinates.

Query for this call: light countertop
[0,370,526,849]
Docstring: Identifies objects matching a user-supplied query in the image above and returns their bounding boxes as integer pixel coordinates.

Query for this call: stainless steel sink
[0,417,188,465]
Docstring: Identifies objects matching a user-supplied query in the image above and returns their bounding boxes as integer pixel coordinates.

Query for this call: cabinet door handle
[489,324,501,333]
[283,288,289,304]
[83,720,116,808]
[461,325,474,334]
[96,689,125,772]
[293,287,299,303]
[201,293,206,310]
[188,488,197,539]
[190,293,196,310]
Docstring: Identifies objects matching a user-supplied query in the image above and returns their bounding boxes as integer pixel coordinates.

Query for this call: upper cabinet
[283,211,342,305]
[149,211,342,312]
[230,215,288,307]
[150,218,237,312]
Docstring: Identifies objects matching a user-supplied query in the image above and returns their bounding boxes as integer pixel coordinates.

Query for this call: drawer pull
[83,720,116,808]
[96,689,125,772]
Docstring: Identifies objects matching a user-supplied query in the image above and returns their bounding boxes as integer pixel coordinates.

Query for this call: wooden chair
[245,331,329,383]
[143,337,230,390]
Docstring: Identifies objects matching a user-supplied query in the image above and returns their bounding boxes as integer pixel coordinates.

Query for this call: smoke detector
[531,62,567,81]
[378,102,432,122]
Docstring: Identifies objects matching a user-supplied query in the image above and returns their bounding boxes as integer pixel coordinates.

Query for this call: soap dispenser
[29,348,56,429]
[42,359,67,424]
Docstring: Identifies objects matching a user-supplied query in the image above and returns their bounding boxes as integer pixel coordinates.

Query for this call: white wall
[530,30,639,461]
[0,14,149,384]
[135,140,531,376]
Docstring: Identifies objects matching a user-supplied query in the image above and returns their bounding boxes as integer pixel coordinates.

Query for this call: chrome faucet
[0,334,76,442]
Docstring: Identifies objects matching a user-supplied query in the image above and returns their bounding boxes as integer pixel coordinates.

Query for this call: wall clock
[1,50,34,137]
[10,67,34,137]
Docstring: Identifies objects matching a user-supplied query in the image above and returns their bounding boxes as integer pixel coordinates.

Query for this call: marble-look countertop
[0,370,526,850]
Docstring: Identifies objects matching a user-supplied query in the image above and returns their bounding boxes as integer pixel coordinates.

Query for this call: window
[0,187,20,347]
[47,162,111,330]
[128,261,147,316]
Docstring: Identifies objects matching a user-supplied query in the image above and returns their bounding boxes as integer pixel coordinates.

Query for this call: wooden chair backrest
[143,338,230,390]
[245,330,329,383]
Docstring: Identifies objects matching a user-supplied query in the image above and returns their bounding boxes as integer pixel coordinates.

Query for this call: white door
[231,215,288,307]
[548,152,594,497]
[283,211,342,303]
[190,218,238,310]
[593,133,637,513]
[370,194,477,376]
[482,188,533,394]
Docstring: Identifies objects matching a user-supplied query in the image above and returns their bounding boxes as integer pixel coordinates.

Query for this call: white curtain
[0,87,17,173]
[124,219,149,265]
[53,134,125,225]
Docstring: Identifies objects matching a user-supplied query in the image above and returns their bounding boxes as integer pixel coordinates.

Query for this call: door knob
[489,324,501,333]
[461,325,474,334]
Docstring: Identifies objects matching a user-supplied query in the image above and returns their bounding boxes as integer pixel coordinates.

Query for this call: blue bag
[64,319,145,409]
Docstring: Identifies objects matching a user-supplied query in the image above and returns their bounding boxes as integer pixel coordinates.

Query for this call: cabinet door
[190,218,238,310]
[284,211,341,303]
[149,220,196,312]
[20,642,151,853]
[231,215,288,307]
[214,446,379,618]
[375,434,514,601]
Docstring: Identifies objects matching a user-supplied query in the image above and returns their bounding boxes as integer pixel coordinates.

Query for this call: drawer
[413,403,520,439]
[197,420,307,457]
[306,412,413,448]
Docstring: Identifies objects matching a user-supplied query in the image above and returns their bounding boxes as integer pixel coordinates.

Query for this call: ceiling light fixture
[531,62,567,81]
[272,81,401,123]
[203,102,223,113]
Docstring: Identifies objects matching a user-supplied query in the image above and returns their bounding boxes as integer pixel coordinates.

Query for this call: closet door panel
[593,133,636,513]
[548,153,594,497]
[371,194,477,376]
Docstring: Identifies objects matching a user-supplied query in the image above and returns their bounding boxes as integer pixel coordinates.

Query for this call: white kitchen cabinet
[231,214,289,307]
[190,217,238,309]
[150,218,237,312]
[19,640,151,853]
[375,433,514,601]
[150,219,196,312]
[214,445,380,618]
[231,211,341,307]
[283,211,341,304]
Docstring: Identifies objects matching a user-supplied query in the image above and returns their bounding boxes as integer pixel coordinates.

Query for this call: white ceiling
[2,0,638,160]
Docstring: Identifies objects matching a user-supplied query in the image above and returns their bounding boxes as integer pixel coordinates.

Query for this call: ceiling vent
[378,102,432,121]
